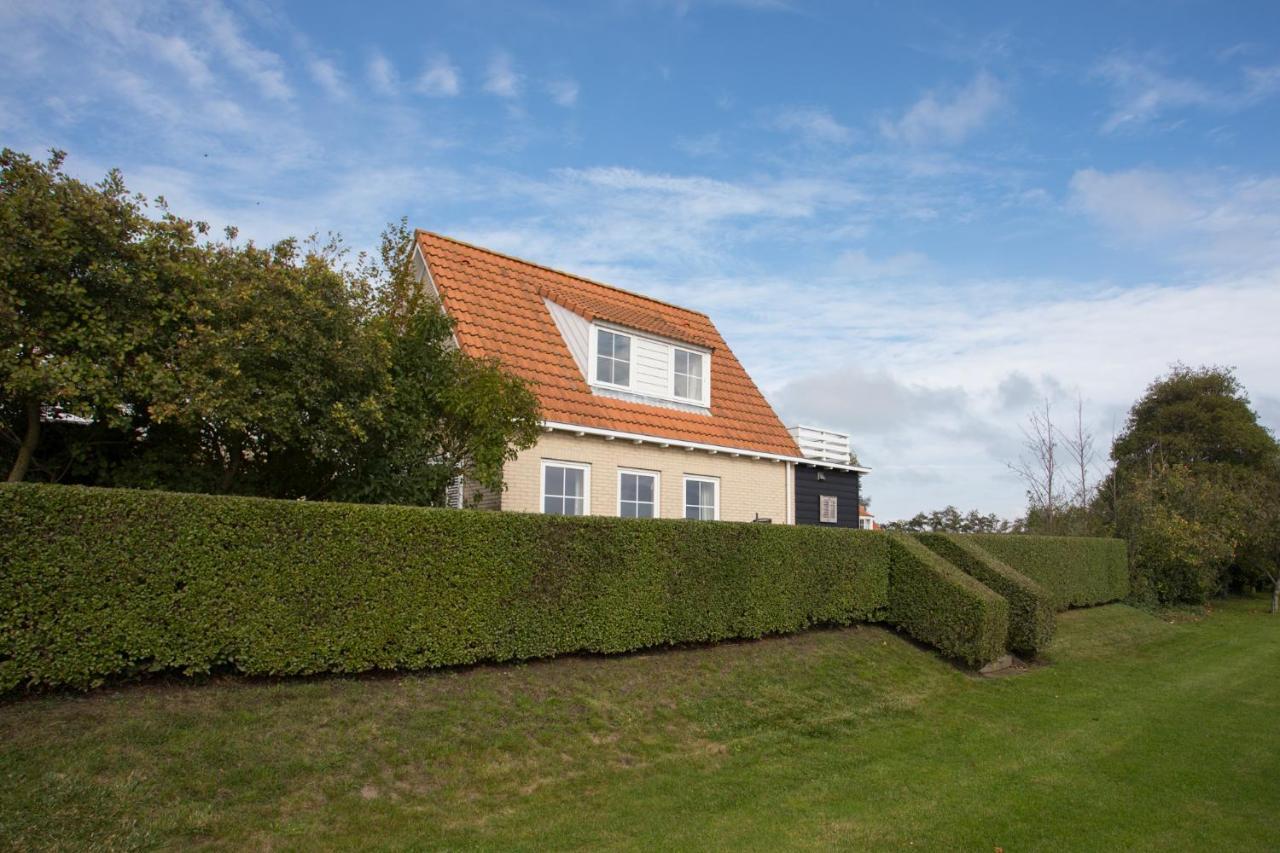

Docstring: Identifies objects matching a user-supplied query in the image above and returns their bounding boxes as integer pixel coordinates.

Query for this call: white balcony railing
[787,425,851,465]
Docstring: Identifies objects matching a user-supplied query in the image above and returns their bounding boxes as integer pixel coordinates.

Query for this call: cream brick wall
[496,431,794,524]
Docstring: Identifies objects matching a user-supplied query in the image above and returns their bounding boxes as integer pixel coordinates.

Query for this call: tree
[1008,399,1060,533]
[327,220,542,506]
[148,234,388,497]
[2,149,541,506]
[1099,365,1280,607]
[1227,463,1280,614]
[884,505,1020,533]
[1112,364,1277,475]
[0,149,201,481]
[1118,464,1241,605]
[1062,394,1097,510]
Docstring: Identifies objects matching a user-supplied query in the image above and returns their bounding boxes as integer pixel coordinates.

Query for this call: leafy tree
[1225,462,1280,614]
[1118,464,1241,605]
[1098,365,1280,607]
[885,505,1021,534]
[0,149,201,481]
[1112,364,1277,474]
[2,150,539,505]
[333,221,541,505]
[148,235,387,496]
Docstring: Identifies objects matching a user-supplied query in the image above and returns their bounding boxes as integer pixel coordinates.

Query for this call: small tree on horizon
[1008,398,1061,533]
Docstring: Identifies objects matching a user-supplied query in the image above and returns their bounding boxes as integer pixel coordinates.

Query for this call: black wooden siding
[794,466,861,528]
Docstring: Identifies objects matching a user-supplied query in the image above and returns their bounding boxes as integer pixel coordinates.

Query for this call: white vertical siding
[544,298,591,377]
[542,299,711,411]
[412,244,442,301]
[632,337,670,398]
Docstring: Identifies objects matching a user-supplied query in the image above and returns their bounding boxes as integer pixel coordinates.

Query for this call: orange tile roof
[416,230,801,457]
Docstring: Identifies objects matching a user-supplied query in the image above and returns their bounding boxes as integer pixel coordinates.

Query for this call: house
[788,426,863,528]
[414,231,868,524]
[858,505,880,530]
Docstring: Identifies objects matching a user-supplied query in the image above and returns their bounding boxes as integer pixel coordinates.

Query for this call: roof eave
[542,420,871,473]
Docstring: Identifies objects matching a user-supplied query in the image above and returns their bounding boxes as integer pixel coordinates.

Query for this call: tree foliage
[0,149,203,481]
[1097,365,1280,607]
[1112,364,1277,474]
[1,149,540,504]
[884,505,1022,534]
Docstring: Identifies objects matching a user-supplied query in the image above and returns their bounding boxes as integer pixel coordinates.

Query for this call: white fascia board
[542,420,872,473]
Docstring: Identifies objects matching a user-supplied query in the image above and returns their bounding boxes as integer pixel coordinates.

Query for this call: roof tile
[416,231,801,457]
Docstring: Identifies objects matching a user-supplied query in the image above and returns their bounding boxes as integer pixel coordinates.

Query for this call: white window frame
[617,468,660,519]
[670,346,710,406]
[540,459,591,516]
[590,326,633,391]
[819,495,838,524]
[583,320,711,409]
[682,474,720,521]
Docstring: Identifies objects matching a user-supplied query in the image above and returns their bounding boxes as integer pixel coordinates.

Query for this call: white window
[542,461,589,516]
[819,495,838,524]
[673,348,705,402]
[683,475,719,521]
[595,328,631,387]
[618,469,659,518]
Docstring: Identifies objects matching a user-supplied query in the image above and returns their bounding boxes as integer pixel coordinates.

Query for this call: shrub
[0,484,890,692]
[884,534,1008,668]
[969,534,1129,610]
[916,533,1055,657]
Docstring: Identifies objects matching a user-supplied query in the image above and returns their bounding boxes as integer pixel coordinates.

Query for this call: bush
[884,534,1008,668]
[969,534,1129,610]
[0,484,890,692]
[916,534,1055,657]
[1126,503,1232,607]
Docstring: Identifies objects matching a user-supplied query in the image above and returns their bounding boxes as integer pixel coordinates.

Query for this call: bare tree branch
[1061,393,1097,509]
[1007,398,1060,531]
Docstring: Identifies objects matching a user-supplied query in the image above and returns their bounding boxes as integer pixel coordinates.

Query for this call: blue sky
[3,0,1279,519]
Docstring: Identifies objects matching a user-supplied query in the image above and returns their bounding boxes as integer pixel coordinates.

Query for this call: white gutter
[542,420,871,473]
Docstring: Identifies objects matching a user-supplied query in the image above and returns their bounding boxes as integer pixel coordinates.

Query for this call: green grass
[2,597,1277,851]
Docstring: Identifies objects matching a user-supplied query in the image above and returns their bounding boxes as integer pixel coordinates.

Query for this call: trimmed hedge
[884,534,1008,668]
[970,534,1129,611]
[916,533,1055,658]
[0,484,890,692]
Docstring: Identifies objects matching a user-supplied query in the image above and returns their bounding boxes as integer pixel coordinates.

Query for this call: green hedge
[969,534,1129,610]
[916,533,1055,658]
[884,534,1008,668]
[0,484,890,692]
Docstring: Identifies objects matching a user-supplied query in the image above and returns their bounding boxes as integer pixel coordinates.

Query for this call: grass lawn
[2,596,1277,851]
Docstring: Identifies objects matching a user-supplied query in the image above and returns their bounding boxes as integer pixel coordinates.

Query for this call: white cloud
[769,269,1280,518]
[367,52,396,94]
[483,52,522,98]
[416,54,461,97]
[307,57,347,100]
[546,77,579,107]
[1069,167,1280,270]
[770,106,854,146]
[196,1,292,101]
[1093,56,1214,133]
[150,34,215,90]
[1093,54,1280,132]
[880,71,1005,146]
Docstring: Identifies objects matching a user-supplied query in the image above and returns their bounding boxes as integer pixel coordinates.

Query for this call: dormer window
[595,328,631,388]
[673,349,704,402]
[564,311,711,410]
